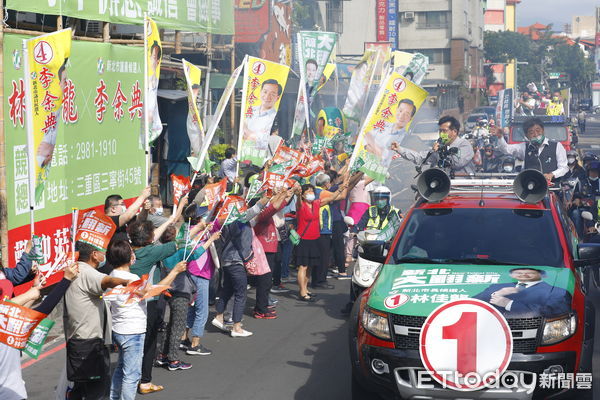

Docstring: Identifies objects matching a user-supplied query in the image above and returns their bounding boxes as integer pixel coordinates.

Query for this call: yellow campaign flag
[239,56,290,166]
[182,59,204,156]
[24,28,72,204]
[392,51,414,69]
[145,16,162,143]
[350,72,428,182]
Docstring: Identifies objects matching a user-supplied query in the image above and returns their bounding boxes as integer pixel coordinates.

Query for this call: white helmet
[371,186,391,205]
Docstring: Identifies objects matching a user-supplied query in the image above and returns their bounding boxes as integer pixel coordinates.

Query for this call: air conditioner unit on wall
[404,11,415,20]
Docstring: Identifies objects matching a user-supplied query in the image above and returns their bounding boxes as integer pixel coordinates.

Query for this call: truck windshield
[392,208,564,267]
[512,125,567,142]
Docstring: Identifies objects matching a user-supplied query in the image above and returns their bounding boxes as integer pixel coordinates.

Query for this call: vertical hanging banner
[145,16,162,145]
[387,0,398,50]
[239,56,289,166]
[350,72,428,182]
[182,59,204,156]
[23,28,72,206]
[5,33,145,290]
[496,88,514,128]
[376,0,388,42]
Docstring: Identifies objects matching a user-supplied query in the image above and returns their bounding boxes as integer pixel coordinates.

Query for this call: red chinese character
[111,82,128,122]
[388,93,398,106]
[94,79,109,123]
[245,106,253,118]
[38,67,54,90]
[373,119,386,132]
[127,81,143,120]
[381,107,393,120]
[247,92,258,105]
[41,91,59,112]
[41,113,58,135]
[249,77,261,90]
[8,79,25,127]
[62,79,78,123]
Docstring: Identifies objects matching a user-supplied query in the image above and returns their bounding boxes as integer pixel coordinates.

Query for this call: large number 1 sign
[419,299,513,391]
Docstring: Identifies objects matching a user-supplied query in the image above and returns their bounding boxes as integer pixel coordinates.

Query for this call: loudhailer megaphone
[513,169,548,204]
[416,168,451,202]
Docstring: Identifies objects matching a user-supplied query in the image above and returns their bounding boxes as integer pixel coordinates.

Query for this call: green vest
[366,205,399,230]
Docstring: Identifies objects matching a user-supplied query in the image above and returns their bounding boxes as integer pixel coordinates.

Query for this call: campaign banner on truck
[182,59,204,156]
[238,56,289,166]
[6,0,234,34]
[368,264,575,319]
[24,29,72,205]
[4,33,145,290]
[350,72,427,182]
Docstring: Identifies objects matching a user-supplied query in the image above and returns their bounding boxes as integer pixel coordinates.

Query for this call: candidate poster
[342,50,380,124]
[5,33,145,289]
[182,59,204,156]
[23,29,72,205]
[350,72,428,182]
[145,16,162,145]
[239,56,289,166]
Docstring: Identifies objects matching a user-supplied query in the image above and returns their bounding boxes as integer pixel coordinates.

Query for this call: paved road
[23,280,355,400]
[577,113,600,157]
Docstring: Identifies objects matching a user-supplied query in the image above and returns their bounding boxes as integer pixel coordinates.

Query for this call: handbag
[65,299,110,382]
[290,218,313,246]
[66,337,110,382]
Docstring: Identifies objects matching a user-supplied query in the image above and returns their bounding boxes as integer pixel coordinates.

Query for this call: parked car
[464,113,487,132]
[408,121,439,145]
[472,106,496,122]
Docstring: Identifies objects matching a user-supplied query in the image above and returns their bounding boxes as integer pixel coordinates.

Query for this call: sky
[517,0,598,31]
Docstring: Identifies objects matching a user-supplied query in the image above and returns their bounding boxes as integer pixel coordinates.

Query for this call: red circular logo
[33,41,53,65]
[252,61,266,75]
[393,78,406,92]
[384,294,410,309]
[419,299,513,391]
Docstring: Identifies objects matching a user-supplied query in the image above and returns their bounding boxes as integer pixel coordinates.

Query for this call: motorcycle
[350,229,387,301]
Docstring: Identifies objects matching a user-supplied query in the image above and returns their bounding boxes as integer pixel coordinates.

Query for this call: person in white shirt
[493,117,568,181]
[104,240,187,398]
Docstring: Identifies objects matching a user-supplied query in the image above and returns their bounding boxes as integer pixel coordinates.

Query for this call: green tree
[484,31,533,63]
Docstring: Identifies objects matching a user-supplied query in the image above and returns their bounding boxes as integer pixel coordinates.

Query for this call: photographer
[390,116,474,174]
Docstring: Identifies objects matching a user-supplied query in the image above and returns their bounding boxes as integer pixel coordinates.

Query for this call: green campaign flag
[246,177,265,200]
[312,136,332,155]
[6,0,234,34]
[23,318,55,359]
[176,223,189,248]
[223,205,244,226]
[377,211,401,242]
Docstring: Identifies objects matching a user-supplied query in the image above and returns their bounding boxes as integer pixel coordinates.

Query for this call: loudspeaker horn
[513,169,548,204]
[416,168,451,202]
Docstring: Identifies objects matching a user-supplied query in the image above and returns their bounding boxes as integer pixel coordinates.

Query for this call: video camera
[415,139,459,175]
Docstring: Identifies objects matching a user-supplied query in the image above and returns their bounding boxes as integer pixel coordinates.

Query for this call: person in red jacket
[294,183,347,301]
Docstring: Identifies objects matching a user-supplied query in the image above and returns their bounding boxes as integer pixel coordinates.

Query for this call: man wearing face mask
[518,92,536,116]
[583,162,600,199]
[500,156,517,174]
[352,186,400,233]
[391,116,475,175]
[64,241,132,399]
[145,194,169,228]
[104,186,152,242]
[546,92,565,116]
[494,117,568,181]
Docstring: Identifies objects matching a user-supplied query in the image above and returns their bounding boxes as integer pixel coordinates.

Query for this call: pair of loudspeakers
[416,168,548,204]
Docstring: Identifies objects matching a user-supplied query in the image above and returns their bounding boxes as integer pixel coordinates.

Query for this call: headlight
[542,315,577,345]
[361,307,391,340]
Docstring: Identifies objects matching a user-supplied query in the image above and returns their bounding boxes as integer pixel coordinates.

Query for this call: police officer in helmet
[352,186,400,233]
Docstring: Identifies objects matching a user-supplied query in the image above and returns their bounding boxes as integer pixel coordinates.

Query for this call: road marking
[391,188,408,199]
[21,341,65,369]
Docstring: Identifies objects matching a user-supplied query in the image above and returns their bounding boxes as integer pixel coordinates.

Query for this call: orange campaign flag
[75,209,117,251]
[272,145,304,165]
[171,174,191,206]
[203,179,228,210]
[0,301,46,349]
[215,195,248,222]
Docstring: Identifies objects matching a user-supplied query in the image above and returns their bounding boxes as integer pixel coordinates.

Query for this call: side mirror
[575,243,600,267]
[582,211,594,221]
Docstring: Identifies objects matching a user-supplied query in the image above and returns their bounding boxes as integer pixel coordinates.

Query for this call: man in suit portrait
[472,268,571,318]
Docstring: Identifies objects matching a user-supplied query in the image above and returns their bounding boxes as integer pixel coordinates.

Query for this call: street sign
[419,299,513,391]
[548,72,568,80]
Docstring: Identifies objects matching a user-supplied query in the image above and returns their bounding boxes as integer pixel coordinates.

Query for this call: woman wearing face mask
[564,150,586,184]
[105,240,187,399]
[294,183,347,301]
